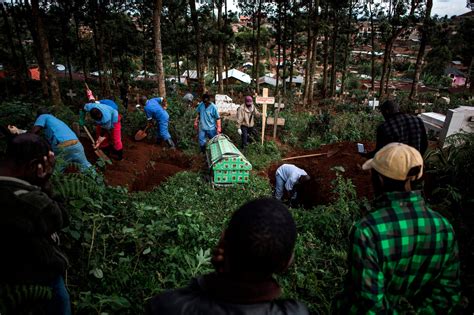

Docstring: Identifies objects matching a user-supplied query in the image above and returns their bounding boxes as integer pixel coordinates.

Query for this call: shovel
[281,148,341,161]
[83,126,112,163]
[134,124,150,141]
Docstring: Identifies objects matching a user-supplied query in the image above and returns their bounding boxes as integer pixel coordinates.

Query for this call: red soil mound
[82,136,198,190]
[266,141,376,207]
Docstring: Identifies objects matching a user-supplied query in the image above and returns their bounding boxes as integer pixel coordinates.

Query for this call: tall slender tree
[30,0,62,105]
[410,0,433,99]
[153,0,166,96]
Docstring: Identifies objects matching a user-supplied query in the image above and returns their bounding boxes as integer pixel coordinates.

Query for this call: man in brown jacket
[236,96,261,149]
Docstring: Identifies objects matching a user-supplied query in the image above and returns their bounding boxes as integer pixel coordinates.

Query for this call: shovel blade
[95,149,112,163]
[134,130,147,141]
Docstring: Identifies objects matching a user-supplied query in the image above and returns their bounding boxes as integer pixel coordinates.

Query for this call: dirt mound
[266,141,376,207]
[82,136,200,190]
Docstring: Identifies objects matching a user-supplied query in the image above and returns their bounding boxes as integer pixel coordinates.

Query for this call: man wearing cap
[139,96,175,148]
[237,96,261,149]
[337,143,461,314]
[194,94,221,153]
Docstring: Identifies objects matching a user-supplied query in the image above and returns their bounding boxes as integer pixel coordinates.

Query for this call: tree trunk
[385,53,392,95]
[410,0,432,100]
[73,13,88,82]
[275,0,283,96]
[11,5,30,84]
[308,36,318,103]
[340,0,353,96]
[31,0,62,105]
[308,0,320,104]
[1,3,27,92]
[379,37,395,97]
[288,9,296,93]
[369,2,375,92]
[189,0,205,94]
[224,0,229,93]
[329,11,338,98]
[322,32,329,99]
[255,0,263,93]
[217,0,224,93]
[91,0,105,95]
[379,0,420,97]
[302,0,313,107]
[153,0,166,97]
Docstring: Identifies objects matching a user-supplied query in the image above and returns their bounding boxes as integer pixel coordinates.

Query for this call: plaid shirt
[345,191,460,314]
[369,113,428,158]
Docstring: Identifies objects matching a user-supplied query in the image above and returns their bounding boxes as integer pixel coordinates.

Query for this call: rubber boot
[200,145,206,154]
[111,148,123,161]
[166,139,176,149]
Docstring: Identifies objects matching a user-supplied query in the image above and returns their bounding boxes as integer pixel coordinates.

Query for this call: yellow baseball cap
[362,143,423,181]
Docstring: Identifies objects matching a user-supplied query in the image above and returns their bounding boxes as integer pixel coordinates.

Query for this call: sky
[432,0,472,17]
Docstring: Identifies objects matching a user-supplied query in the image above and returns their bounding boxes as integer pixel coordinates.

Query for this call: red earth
[82,136,202,191]
[265,141,376,207]
[83,135,376,205]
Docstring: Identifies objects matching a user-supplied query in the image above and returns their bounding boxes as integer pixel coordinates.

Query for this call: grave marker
[256,88,275,145]
[66,89,77,100]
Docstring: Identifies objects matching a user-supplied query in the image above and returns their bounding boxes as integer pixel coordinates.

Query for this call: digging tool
[281,148,341,161]
[134,124,150,141]
[83,126,111,162]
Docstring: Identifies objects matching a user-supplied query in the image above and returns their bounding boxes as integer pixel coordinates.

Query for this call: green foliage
[121,110,148,137]
[280,110,382,147]
[58,171,271,314]
[330,111,383,142]
[243,141,282,170]
[0,99,37,128]
[425,132,474,206]
[280,171,362,314]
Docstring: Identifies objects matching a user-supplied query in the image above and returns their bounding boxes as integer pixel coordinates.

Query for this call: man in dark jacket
[147,198,309,315]
[0,134,70,315]
[366,100,428,158]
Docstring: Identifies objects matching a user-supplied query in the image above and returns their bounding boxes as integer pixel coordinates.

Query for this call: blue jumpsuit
[144,98,171,141]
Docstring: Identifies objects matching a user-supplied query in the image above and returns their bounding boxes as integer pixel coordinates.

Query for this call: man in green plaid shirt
[337,143,461,314]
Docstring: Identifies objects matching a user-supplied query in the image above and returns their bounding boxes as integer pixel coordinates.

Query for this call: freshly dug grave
[82,136,202,191]
[266,141,376,207]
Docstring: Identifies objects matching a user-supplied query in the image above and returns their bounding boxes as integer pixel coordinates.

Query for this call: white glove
[237,128,242,135]
[8,125,27,135]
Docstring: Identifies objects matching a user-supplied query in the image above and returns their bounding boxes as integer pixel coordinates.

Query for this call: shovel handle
[83,126,95,144]
[84,82,90,91]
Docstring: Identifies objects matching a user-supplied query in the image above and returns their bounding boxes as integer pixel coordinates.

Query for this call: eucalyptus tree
[29,0,62,105]
[409,0,433,99]
[377,0,423,97]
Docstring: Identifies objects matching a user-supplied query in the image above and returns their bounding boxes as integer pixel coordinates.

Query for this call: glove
[8,125,27,134]
[94,136,106,149]
[237,128,242,135]
[216,119,222,134]
[86,89,95,101]
[194,119,199,130]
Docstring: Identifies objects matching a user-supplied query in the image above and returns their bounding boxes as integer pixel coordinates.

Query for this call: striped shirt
[344,191,461,314]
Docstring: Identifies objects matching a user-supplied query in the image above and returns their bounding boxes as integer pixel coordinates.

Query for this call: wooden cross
[66,89,77,100]
[255,88,275,145]
[295,89,302,99]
